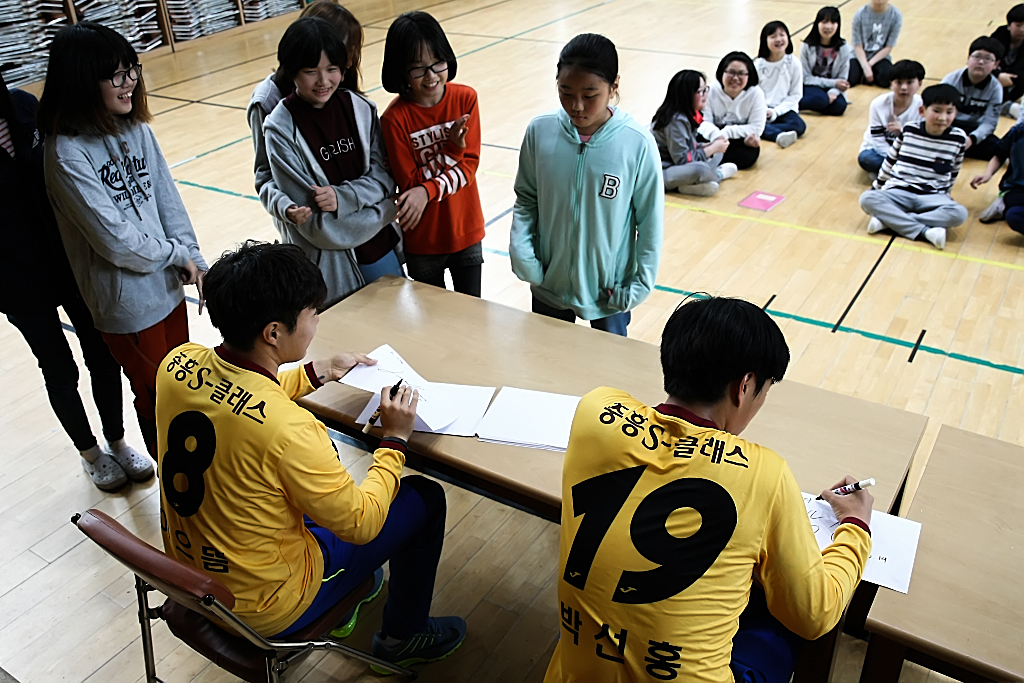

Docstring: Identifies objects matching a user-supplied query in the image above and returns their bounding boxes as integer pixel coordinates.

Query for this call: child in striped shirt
[858,84,969,250]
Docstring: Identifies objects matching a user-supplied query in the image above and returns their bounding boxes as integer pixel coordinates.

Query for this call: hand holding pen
[819,475,874,527]
[363,379,419,442]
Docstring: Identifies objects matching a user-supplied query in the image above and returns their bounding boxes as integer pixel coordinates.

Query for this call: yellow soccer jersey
[545,388,871,683]
[156,343,406,636]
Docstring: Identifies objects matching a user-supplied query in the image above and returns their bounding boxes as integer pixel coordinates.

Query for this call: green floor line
[172,183,1024,378]
[170,136,249,169]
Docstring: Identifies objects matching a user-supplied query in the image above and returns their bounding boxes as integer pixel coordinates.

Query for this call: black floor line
[908,329,927,363]
[484,207,513,227]
[763,294,777,310]
[832,234,895,333]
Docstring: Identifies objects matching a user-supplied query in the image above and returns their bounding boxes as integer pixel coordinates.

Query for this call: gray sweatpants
[662,153,723,190]
[858,188,968,239]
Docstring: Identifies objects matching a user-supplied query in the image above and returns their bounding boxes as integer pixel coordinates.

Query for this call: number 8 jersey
[544,388,871,683]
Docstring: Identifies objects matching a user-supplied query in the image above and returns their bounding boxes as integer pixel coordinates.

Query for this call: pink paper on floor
[739,191,785,211]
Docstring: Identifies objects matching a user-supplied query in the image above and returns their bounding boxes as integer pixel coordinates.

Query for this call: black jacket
[992,25,1024,100]
[0,89,80,314]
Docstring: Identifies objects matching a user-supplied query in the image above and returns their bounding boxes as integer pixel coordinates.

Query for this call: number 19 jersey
[545,388,870,683]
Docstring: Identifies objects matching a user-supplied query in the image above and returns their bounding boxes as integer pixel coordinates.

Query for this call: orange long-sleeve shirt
[380,82,485,255]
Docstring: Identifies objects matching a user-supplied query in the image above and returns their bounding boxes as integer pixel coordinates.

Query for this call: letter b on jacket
[599,174,621,199]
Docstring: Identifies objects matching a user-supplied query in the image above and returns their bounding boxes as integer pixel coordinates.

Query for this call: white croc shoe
[108,441,155,482]
[82,451,128,492]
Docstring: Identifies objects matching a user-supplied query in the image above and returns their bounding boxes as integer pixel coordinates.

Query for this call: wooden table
[860,426,1024,683]
[301,277,926,516]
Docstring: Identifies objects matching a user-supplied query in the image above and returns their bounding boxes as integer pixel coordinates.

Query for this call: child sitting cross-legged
[858,84,969,250]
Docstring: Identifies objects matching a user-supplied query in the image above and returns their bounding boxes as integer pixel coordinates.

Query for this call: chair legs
[135,576,164,683]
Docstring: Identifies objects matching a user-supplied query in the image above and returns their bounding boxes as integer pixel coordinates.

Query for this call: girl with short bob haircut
[510,33,663,337]
[380,11,485,297]
[798,6,853,116]
[263,17,401,308]
[651,69,738,196]
[755,21,806,148]
[247,2,365,232]
[38,22,207,459]
[699,51,767,170]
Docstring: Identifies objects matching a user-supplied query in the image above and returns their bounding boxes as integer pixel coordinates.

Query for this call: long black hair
[758,21,793,59]
[276,17,348,88]
[556,33,618,84]
[804,6,846,48]
[652,70,705,130]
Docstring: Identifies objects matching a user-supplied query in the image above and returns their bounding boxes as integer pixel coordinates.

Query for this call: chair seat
[162,576,376,683]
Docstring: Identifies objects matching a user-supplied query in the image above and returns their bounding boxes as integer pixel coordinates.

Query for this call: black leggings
[722,141,761,170]
[6,294,124,451]
[849,57,893,88]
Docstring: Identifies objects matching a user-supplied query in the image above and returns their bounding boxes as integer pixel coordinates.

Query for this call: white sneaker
[81,450,128,492]
[776,131,798,149]
[866,217,886,234]
[1009,102,1022,121]
[979,196,1005,223]
[717,163,738,180]
[923,227,947,250]
[677,181,720,196]
[108,440,154,481]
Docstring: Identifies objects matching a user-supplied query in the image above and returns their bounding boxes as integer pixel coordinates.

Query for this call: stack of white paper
[475,387,582,452]
[357,383,496,437]
[341,345,458,431]
[802,493,922,593]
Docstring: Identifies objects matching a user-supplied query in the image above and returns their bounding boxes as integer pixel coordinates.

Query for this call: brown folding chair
[72,508,415,682]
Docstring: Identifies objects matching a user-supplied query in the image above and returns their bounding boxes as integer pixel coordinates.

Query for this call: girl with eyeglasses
[248,1,364,235]
[510,33,663,337]
[651,69,738,196]
[700,51,767,170]
[380,11,484,297]
[798,6,853,116]
[263,17,403,308]
[37,22,207,461]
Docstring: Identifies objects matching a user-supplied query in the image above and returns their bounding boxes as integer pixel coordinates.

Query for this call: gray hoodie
[247,74,290,222]
[941,68,1003,144]
[262,91,400,308]
[44,123,206,334]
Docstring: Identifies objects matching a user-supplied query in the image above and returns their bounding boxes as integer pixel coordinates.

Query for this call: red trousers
[101,300,189,456]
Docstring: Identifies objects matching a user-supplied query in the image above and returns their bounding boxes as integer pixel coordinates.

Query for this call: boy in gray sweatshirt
[942,36,1006,159]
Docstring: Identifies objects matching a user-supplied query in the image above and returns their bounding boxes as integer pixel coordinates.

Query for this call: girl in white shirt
[755,21,805,149]
[700,51,766,170]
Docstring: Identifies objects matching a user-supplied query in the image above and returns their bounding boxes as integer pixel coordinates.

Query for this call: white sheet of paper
[340,344,456,430]
[802,493,922,594]
[475,387,582,451]
[356,383,496,437]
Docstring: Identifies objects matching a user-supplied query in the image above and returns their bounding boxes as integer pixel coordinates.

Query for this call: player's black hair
[969,36,1005,62]
[556,33,618,85]
[1009,4,1024,23]
[661,296,790,404]
[889,59,925,82]
[921,83,962,108]
[300,1,364,93]
[381,11,457,94]
[758,21,793,60]
[804,6,846,48]
[716,51,759,89]
[276,17,348,87]
[204,241,328,351]
[652,70,706,130]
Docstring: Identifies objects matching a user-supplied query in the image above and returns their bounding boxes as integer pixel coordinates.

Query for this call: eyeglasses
[110,64,142,88]
[697,86,710,95]
[968,52,996,63]
[407,60,448,79]
[724,70,749,78]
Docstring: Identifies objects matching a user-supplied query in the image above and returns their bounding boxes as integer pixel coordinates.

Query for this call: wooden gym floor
[1,0,1015,680]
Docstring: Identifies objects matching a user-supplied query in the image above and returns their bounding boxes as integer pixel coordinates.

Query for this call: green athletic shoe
[329,567,385,639]
[369,616,467,675]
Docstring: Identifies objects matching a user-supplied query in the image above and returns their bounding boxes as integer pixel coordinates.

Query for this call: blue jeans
[731,586,805,683]
[357,250,404,284]
[274,476,446,639]
[762,110,806,142]
[799,86,847,116]
[531,295,631,336]
[858,149,886,174]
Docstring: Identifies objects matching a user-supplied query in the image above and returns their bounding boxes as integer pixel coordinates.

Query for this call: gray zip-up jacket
[263,91,400,308]
[652,114,709,167]
[800,42,854,98]
[44,123,206,334]
[247,74,290,222]
[941,68,1003,144]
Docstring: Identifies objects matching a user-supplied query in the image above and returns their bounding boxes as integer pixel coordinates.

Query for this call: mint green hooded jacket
[510,107,663,320]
